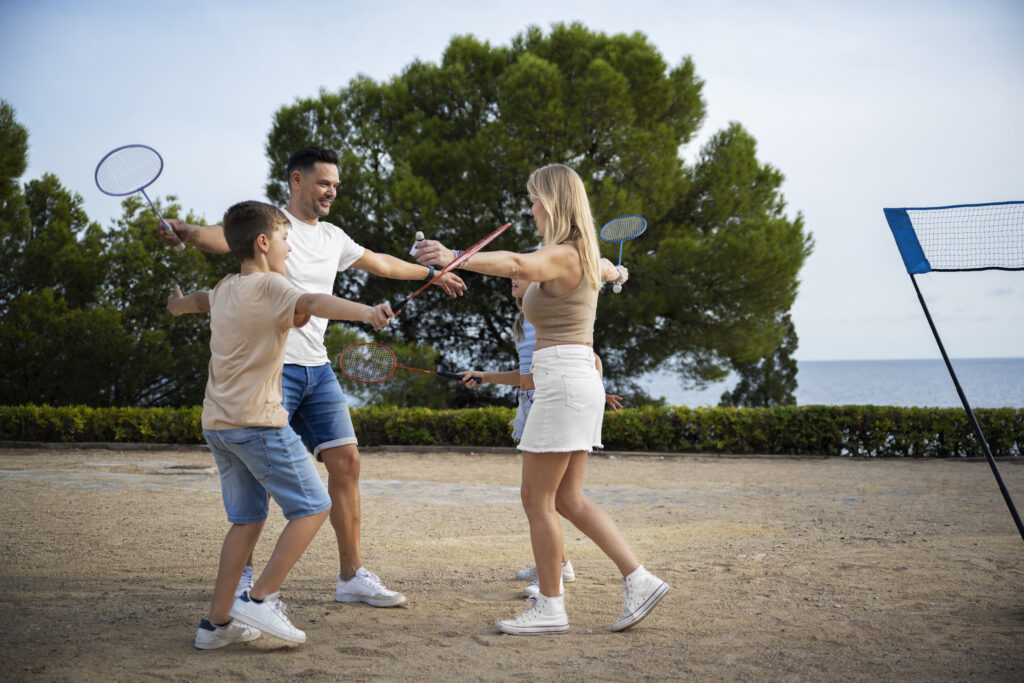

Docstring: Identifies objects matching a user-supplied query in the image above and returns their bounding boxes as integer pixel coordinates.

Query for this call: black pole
[910,274,1024,543]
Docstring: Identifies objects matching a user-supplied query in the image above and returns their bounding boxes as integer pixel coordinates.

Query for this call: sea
[639,358,1024,409]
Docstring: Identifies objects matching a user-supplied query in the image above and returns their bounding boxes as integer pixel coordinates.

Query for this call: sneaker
[497,594,570,635]
[522,576,564,599]
[334,567,406,607]
[193,618,261,650]
[516,559,576,583]
[610,565,669,632]
[230,591,305,644]
[235,565,255,598]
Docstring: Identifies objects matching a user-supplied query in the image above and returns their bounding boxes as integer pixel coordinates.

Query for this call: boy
[168,200,393,648]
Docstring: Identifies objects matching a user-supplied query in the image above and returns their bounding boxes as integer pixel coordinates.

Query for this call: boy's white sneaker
[521,576,564,599]
[496,593,569,635]
[611,565,669,632]
[235,565,254,598]
[193,618,261,650]
[335,567,406,607]
[516,559,576,583]
[230,591,306,644]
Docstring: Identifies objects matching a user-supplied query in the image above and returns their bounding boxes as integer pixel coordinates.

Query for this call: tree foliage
[719,313,799,407]
[265,23,811,401]
[0,100,235,407]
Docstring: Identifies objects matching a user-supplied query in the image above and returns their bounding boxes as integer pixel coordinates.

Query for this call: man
[163,147,465,607]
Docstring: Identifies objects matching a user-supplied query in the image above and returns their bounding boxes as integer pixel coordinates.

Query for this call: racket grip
[438,371,481,383]
[159,219,186,251]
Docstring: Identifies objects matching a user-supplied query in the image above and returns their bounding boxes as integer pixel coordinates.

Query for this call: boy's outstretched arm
[296,294,394,330]
[167,285,211,316]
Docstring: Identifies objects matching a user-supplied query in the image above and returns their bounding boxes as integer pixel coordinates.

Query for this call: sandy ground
[0,446,1022,682]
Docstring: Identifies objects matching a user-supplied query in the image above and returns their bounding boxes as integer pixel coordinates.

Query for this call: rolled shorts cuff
[313,437,359,460]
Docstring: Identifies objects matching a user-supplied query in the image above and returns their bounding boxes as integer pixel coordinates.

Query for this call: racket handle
[158,219,186,251]
[437,370,481,383]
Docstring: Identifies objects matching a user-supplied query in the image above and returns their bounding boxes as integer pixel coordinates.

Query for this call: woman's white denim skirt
[517,344,604,453]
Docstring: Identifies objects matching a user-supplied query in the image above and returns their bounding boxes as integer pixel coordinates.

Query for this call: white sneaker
[334,567,406,607]
[522,576,564,599]
[235,565,254,598]
[496,594,570,635]
[193,618,261,650]
[516,559,576,583]
[230,591,306,644]
[611,565,669,632]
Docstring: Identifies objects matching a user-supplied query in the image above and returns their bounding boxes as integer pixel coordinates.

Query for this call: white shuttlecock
[414,231,425,241]
[613,283,623,294]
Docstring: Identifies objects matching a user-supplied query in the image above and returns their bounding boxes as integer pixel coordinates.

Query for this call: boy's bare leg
[208,521,264,624]
[250,510,330,600]
[320,444,362,579]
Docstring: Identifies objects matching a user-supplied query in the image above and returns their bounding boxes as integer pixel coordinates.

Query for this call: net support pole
[910,274,1024,543]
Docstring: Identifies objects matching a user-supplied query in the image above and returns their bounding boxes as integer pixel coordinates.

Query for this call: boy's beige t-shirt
[201,272,303,431]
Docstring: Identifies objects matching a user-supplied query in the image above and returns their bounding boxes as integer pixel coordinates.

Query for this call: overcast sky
[2,0,1022,361]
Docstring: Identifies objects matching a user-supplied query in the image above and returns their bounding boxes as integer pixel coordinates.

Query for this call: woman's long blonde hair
[526,164,601,291]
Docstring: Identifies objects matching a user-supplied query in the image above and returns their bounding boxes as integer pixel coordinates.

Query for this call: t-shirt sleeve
[335,228,366,272]
[264,273,304,330]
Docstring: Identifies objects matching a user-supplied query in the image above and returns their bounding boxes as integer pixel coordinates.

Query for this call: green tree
[719,313,799,407]
[262,23,811,401]
[0,101,234,406]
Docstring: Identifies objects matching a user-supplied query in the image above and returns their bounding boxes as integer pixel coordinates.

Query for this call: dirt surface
[1,446,1022,681]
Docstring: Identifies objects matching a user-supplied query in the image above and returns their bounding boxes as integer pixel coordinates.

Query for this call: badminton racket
[599,215,647,293]
[394,221,511,315]
[360,221,512,332]
[95,144,184,251]
[338,342,480,384]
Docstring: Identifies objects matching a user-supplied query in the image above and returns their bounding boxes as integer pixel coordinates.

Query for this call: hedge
[0,404,1021,457]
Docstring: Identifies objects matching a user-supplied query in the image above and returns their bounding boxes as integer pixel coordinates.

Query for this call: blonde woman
[416,164,668,634]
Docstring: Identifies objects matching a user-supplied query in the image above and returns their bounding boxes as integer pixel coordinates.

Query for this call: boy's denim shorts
[203,427,331,523]
[281,363,357,460]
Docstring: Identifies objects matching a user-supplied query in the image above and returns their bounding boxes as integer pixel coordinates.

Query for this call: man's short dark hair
[286,146,339,177]
[222,200,289,263]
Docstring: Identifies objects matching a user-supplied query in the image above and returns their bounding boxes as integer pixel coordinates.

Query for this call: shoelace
[268,597,290,620]
[508,597,540,624]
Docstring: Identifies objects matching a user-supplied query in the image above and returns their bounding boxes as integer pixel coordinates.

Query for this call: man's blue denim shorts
[203,427,331,523]
[281,363,358,460]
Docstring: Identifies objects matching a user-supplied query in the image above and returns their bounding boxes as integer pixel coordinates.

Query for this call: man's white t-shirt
[281,208,365,366]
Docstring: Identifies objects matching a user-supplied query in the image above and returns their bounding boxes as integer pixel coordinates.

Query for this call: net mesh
[601,215,647,242]
[339,343,395,383]
[905,202,1024,271]
[95,145,163,195]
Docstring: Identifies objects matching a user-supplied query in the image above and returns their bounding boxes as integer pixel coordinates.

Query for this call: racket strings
[340,343,396,383]
[95,146,163,195]
[601,215,647,242]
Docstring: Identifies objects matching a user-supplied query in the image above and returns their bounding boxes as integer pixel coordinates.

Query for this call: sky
[2,0,1022,362]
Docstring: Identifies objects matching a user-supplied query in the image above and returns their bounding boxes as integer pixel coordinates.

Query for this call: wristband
[452,250,464,267]
[424,264,435,281]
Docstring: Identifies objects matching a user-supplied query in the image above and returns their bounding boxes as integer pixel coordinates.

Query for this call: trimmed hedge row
[0,404,1021,457]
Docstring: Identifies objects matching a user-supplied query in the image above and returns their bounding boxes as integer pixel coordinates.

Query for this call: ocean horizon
[639,357,1024,409]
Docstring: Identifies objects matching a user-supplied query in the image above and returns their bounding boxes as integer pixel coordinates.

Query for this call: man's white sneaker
[611,565,669,632]
[515,559,576,583]
[193,618,261,650]
[230,591,306,644]
[334,567,406,607]
[522,576,563,599]
[496,594,569,635]
[235,565,254,598]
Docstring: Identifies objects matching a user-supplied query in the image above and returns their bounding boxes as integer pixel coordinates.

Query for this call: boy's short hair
[286,146,339,177]
[222,200,289,263]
